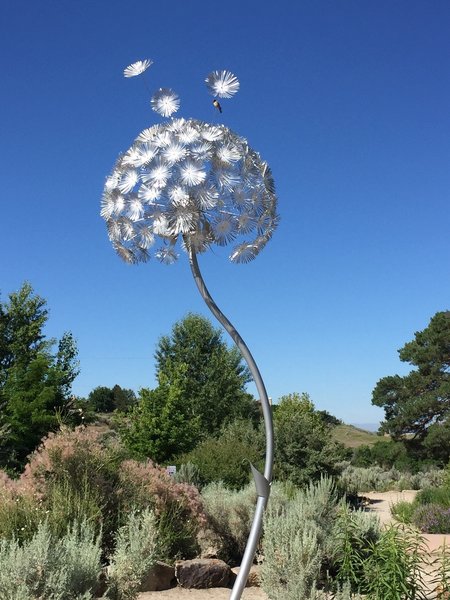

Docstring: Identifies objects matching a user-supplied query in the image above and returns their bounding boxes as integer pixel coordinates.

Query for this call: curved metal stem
[188,248,273,599]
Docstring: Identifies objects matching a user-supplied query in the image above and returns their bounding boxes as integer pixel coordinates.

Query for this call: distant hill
[332,423,382,448]
[351,423,380,432]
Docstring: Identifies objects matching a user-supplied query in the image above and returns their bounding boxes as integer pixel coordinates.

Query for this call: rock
[231,565,261,587]
[139,561,176,592]
[197,527,220,559]
[175,558,231,589]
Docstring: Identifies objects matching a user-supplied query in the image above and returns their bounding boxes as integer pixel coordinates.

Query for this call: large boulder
[139,561,176,592]
[175,558,231,588]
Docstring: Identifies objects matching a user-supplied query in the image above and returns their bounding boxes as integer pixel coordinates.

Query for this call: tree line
[1,281,449,479]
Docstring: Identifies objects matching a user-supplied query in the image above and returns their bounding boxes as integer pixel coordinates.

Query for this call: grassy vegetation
[332,424,382,448]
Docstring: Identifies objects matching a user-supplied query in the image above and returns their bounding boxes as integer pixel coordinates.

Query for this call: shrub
[413,503,450,534]
[415,486,450,508]
[0,519,101,599]
[330,500,380,589]
[261,477,340,599]
[173,461,202,488]
[0,425,206,561]
[361,525,427,599]
[0,473,41,544]
[262,516,322,600]
[273,393,346,486]
[106,508,158,600]
[179,418,265,489]
[338,464,413,494]
[200,481,256,564]
[117,459,205,560]
[391,500,416,525]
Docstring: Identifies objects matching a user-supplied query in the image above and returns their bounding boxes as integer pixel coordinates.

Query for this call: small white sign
[166,465,177,476]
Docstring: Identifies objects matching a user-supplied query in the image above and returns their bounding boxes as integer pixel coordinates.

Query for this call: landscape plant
[200,481,256,564]
[361,525,428,600]
[0,283,80,471]
[0,519,102,600]
[0,425,205,561]
[372,310,450,462]
[179,418,265,489]
[106,508,158,600]
[273,393,346,486]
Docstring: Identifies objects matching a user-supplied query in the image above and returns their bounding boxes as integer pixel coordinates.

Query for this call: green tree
[273,392,345,486]
[154,313,257,435]
[372,311,450,454]
[87,384,136,413]
[121,365,201,463]
[0,283,79,470]
[0,282,49,384]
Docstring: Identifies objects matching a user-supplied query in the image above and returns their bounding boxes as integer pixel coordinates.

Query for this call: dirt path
[139,588,268,600]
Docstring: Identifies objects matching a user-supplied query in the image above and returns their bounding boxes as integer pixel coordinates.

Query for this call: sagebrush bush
[173,461,202,488]
[0,519,101,600]
[261,477,383,599]
[261,477,340,600]
[339,463,445,495]
[262,513,322,600]
[106,508,158,600]
[200,481,256,564]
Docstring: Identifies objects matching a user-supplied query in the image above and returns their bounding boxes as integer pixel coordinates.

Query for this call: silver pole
[188,247,273,600]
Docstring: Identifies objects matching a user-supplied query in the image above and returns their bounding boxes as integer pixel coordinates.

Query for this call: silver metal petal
[118,170,139,194]
[163,143,187,165]
[205,70,240,98]
[213,214,237,246]
[179,161,206,186]
[155,246,178,264]
[114,243,136,263]
[229,242,258,264]
[123,59,153,78]
[151,88,180,117]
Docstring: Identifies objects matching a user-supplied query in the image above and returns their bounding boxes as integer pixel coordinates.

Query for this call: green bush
[179,418,264,489]
[416,485,450,508]
[391,500,416,525]
[273,393,346,486]
[106,508,158,600]
[330,500,380,589]
[0,519,101,600]
[362,526,427,599]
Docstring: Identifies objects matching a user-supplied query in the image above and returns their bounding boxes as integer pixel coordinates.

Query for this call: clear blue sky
[1,0,449,425]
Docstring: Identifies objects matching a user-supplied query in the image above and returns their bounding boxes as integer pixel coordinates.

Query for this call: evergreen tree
[0,283,79,470]
[372,311,450,454]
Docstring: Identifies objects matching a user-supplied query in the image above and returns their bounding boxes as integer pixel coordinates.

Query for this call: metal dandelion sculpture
[101,61,279,600]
